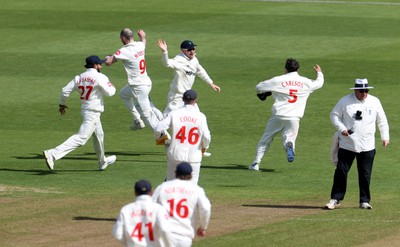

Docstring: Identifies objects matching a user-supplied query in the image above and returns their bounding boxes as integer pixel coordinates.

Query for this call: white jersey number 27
[78,86,93,100]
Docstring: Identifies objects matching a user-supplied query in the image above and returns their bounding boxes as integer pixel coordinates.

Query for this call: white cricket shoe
[249,162,259,171]
[325,199,340,210]
[203,152,212,157]
[360,202,372,209]
[99,155,117,171]
[43,150,55,170]
[130,119,145,131]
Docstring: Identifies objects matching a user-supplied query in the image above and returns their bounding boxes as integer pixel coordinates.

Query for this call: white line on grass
[242,0,400,6]
[295,218,400,223]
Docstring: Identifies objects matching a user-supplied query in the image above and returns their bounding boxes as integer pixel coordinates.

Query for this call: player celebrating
[152,162,211,247]
[155,90,211,184]
[249,58,324,171]
[113,179,173,247]
[105,28,169,145]
[43,55,117,171]
[157,39,221,116]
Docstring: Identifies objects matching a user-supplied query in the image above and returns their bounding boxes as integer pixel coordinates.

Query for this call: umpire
[325,79,390,210]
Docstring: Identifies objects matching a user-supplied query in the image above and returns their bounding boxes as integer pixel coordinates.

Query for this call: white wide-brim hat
[349,78,374,90]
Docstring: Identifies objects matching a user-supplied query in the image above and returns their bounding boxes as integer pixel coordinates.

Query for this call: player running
[249,58,324,171]
[105,28,169,145]
[152,162,211,247]
[157,39,221,116]
[155,90,211,185]
[113,180,173,247]
[43,55,117,171]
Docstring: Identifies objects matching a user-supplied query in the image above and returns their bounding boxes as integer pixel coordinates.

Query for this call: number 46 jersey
[156,104,211,163]
[60,68,116,112]
[152,179,212,239]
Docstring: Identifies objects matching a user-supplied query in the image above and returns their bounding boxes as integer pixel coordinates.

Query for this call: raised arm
[137,29,146,45]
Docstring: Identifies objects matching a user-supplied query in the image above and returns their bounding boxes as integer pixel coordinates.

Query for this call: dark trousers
[330,148,376,203]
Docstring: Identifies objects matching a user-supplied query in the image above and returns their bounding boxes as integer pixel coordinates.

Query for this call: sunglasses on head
[186,48,195,52]
[357,89,369,93]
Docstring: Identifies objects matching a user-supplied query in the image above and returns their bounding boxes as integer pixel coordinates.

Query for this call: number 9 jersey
[114,41,151,86]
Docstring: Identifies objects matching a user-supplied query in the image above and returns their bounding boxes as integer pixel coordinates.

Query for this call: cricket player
[152,162,211,247]
[43,55,117,171]
[157,39,221,116]
[105,28,169,145]
[113,180,173,247]
[249,58,324,171]
[155,90,211,184]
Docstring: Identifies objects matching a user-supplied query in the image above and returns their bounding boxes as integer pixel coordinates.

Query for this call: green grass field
[1,0,399,246]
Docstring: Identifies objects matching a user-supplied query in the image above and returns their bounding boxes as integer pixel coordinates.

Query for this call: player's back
[153,179,202,239]
[74,69,114,112]
[168,105,208,162]
[115,196,167,247]
[115,42,149,84]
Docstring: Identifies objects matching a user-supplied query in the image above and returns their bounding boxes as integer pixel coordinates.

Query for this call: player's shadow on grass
[73,216,116,222]
[0,168,56,175]
[202,164,275,172]
[15,151,165,161]
[242,204,322,210]
[11,152,166,172]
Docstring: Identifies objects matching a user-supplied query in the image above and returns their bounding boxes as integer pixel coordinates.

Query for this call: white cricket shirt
[256,71,324,119]
[60,68,116,112]
[152,179,211,239]
[114,42,151,86]
[330,93,389,153]
[155,105,211,162]
[113,195,173,247]
[161,52,213,101]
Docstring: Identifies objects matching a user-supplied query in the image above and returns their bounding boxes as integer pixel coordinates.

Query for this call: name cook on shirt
[180,116,198,124]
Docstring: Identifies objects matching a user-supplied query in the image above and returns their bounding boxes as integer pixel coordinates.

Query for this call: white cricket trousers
[49,110,106,164]
[119,84,161,133]
[170,233,192,247]
[167,156,201,185]
[253,117,299,164]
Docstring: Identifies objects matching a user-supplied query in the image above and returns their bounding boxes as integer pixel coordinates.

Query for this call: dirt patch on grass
[0,184,63,194]
[0,196,323,247]
[1,196,397,247]
[205,201,322,237]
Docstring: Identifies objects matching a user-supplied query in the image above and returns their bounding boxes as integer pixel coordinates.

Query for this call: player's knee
[75,134,90,145]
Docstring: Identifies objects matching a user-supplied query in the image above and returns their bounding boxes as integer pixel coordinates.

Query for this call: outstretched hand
[210,83,221,92]
[157,39,168,52]
[314,64,322,72]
